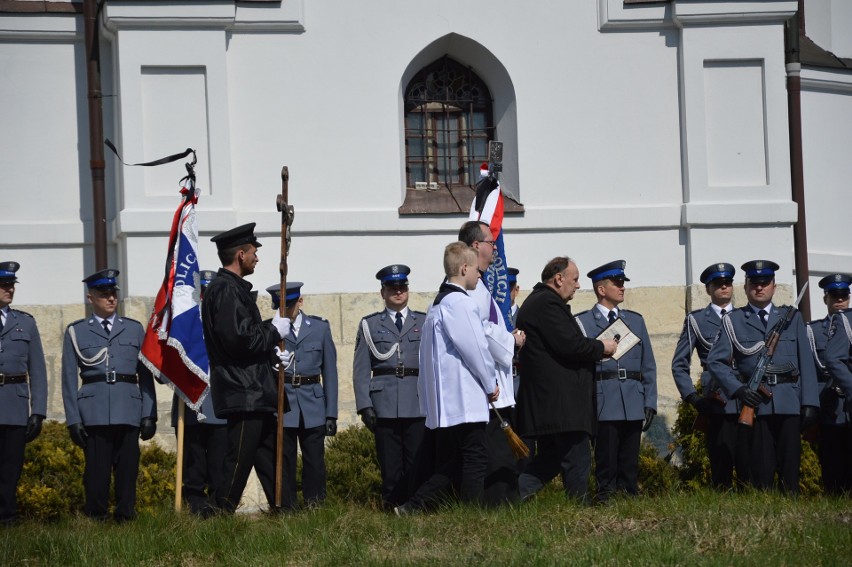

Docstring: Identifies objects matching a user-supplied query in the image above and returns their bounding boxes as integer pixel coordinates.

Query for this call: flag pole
[174,402,185,511]
[274,166,294,508]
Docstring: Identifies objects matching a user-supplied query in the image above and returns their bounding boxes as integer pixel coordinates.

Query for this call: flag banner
[469,166,513,331]
[139,178,210,413]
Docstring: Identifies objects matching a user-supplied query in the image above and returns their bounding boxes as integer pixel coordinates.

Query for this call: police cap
[818,273,852,293]
[587,260,630,283]
[0,261,20,284]
[700,262,736,285]
[507,267,519,284]
[375,264,410,286]
[83,268,120,290]
[741,260,779,282]
[267,281,303,310]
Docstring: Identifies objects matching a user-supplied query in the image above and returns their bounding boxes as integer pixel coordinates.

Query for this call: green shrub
[324,424,382,508]
[638,440,681,495]
[17,420,176,520]
[671,380,823,495]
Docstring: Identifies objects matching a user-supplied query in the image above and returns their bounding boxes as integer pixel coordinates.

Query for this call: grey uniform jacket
[825,310,852,403]
[282,313,338,429]
[671,305,737,414]
[706,305,818,415]
[575,308,657,421]
[353,310,425,419]
[807,316,847,426]
[0,309,48,425]
[61,316,156,427]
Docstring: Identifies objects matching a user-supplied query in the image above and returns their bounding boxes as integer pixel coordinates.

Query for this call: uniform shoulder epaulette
[806,319,823,327]
[411,310,427,317]
[121,316,142,325]
[362,311,383,320]
[67,318,86,329]
[10,308,33,318]
[575,309,591,317]
[621,308,644,318]
[307,314,328,323]
[689,307,704,316]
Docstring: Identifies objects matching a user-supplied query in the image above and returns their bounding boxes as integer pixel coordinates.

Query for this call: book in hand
[596,318,640,361]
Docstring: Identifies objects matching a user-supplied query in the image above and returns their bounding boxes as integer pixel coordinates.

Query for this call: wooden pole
[274,166,293,508]
[174,402,185,512]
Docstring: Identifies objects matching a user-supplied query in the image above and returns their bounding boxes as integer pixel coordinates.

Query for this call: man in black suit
[515,257,617,502]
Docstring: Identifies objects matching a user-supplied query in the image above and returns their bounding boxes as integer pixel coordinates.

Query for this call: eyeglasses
[478,240,496,248]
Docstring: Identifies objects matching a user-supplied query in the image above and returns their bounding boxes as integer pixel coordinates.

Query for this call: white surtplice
[418,284,497,430]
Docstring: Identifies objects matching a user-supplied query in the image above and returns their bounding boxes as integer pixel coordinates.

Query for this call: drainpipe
[785,4,811,320]
[83,0,108,270]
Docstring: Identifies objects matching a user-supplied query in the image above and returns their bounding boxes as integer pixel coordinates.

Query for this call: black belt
[596,370,642,381]
[739,372,798,386]
[82,373,137,385]
[285,374,320,386]
[0,373,27,385]
[372,368,419,378]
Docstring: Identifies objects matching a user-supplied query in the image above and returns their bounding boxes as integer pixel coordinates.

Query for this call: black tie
[608,310,617,324]
[720,308,727,317]
[102,319,111,335]
[395,312,403,331]
[758,309,767,328]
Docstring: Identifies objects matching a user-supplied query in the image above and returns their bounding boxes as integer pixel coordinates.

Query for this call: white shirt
[469,278,515,409]
[595,304,618,320]
[291,312,303,337]
[419,284,496,429]
[710,303,731,318]
[385,306,410,326]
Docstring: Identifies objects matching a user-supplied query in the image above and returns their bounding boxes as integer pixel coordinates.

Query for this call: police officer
[353,264,426,510]
[706,260,819,494]
[61,269,157,521]
[171,269,227,515]
[0,262,47,525]
[575,260,657,503]
[671,262,747,488]
[807,273,852,494]
[270,281,338,510]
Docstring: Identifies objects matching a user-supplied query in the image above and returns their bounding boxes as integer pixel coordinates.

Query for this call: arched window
[404,56,493,191]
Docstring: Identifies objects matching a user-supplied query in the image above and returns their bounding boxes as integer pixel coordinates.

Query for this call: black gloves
[734,386,763,408]
[140,417,157,441]
[685,392,714,415]
[68,423,88,449]
[800,406,819,432]
[25,414,44,443]
[359,408,377,433]
[325,418,337,437]
[642,408,656,432]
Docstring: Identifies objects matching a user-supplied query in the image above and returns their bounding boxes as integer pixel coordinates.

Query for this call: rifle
[274,166,294,508]
[692,386,726,433]
[738,282,809,427]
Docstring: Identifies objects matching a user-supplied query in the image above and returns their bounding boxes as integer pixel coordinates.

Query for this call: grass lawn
[3,489,851,566]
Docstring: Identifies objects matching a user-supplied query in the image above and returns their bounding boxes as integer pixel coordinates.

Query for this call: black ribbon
[104,139,195,168]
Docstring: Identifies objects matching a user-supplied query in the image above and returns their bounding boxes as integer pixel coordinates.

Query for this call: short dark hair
[541,256,572,282]
[458,221,489,246]
[218,243,252,266]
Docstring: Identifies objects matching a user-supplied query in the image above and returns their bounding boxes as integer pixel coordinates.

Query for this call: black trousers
[217,412,277,514]
[179,424,227,514]
[818,424,852,495]
[374,417,426,508]
[282,422,327,509]
[705,414,751,488]
[0,425,26,523]
[483,411,520,506]
[594,420,642,501]
[742,414,801,493]
[518,431,591,502]
[409,422,488,509]
[83,425,140,521]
